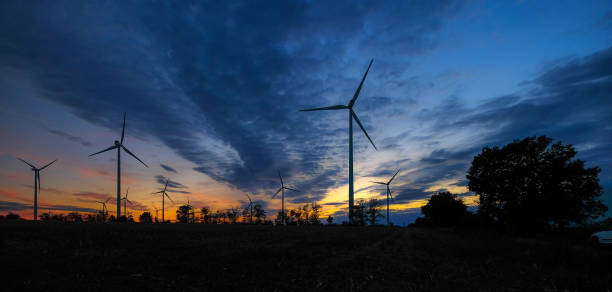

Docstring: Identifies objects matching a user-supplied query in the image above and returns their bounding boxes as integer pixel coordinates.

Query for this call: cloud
[0,0,463,204]
[160,164,178,173]
[47,128,94,147]
[154,175,187,189]
[72,192,111,201]
[0,200,98,213]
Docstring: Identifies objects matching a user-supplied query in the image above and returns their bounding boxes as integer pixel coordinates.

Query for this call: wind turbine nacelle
[114,140,121,146]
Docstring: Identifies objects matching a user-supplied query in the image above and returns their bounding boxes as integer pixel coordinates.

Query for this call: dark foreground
[1,222,610,291]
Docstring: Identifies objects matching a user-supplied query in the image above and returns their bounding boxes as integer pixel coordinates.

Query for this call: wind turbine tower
[18,158,57,221]
[300,60,377,224]
[89,112,148,219]
[272,171,299,225]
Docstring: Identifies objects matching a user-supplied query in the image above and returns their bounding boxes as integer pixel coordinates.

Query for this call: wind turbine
[95,198,111,222]
[152,179,173,223]
[271,170,299,225]
[371,169,400,226]
[245,193,254,224]
[88,112,148,219]
[120,188,133,219]
[17,158,57,221]
[300,59,377,224]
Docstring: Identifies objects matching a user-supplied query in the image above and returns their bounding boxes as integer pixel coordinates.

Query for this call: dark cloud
[0,0,462,202]
[154,175,187,189]
[72,192,110,201]
[160,164,178,173]
[47,129,94,147]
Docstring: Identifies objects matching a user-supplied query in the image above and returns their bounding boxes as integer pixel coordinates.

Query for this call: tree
[420,191,468,227]
[351,199,366,226]
[6,212,20,220]
[67,212,83,222]
[176,204,193,223]
[309,202,322,225]
[326,215,333,225]
[139,212,153,223]
[365,198,384,225]
[253,204,266,223]
[467,136,607,230]
[200,207,211,224]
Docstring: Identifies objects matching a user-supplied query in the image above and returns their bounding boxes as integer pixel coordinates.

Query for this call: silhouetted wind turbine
[371,169,400,226]
[120,188,132,218]
[271,171,299,225]
[300,59,377,224]
[89,112,148,219]
[152,179,172,223]
[18,158,57,221]
[245,193,254,224]
[96,198,111,222]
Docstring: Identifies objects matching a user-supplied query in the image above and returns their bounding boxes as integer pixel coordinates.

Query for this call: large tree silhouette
[467,136,607,230]
[420,191,468,227]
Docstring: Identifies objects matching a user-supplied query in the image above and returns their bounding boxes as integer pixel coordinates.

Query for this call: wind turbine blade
[284,187,300,192]
[271,187,282,199]
[351,110,377,150]
[278,170,283,186]
[347,59,373,108]
[120,112,126,144]
[388,188,394,201]
[105,198,111,203]
[125,188,129,198]
[152,191,164,194]
[89,145,118,157]
[165,193,173,203]
[299,105,348,112]
[120,145,148,167]
[17,158,36,169]
[126,199,133,205]
[388,169,400,184]
[246,194,252,203]
[37,172,41,192]
[164,179,169,192]
[39,159,57,170]
[370,181,387,185]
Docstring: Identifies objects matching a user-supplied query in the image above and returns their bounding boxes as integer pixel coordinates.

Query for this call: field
[1,221,611,291]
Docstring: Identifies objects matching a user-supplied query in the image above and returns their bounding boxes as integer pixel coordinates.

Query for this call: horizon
[1,1,611,225]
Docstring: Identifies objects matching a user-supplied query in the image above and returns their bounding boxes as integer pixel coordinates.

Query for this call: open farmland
[1,222,611,291]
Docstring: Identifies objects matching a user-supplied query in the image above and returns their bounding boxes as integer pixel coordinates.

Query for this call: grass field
[1,221,611,291]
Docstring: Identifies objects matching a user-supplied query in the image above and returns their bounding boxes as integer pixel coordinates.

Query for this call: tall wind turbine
[152,179,173,223]
[300,59,377,223]
[18,158,57,221]
[271,171,299,225]
[89,112,148,219]
[120,188,132,218]
[371,169,400,226]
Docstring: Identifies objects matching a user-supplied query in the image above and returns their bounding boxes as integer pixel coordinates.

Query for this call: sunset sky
[1,1,611,224]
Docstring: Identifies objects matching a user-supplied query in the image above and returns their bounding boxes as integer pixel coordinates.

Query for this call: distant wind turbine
[18,158,57,221]
[120,188,132,219]
[300,59,377,224]
[95,198,111,222]
[152,179,173,223]
[371,169,400,226]
[89,112,148,219]
[271,170,299,225]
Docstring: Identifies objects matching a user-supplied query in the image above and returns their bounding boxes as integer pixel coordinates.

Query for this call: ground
[1,221,610,291]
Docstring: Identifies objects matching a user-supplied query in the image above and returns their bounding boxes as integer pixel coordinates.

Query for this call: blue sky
[0,0,611,224]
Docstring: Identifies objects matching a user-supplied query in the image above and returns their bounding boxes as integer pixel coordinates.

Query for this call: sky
[1,0,611,225]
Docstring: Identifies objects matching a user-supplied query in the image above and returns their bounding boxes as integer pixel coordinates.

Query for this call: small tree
[67,212,83,222]
[421,191,468,227]
[326,215,333,225]
[351,200,366,226]
[310,203,321,225]
[365,198,384,225]
[253,204,266,223]
[200,207,211,224]
[139,212,153,223]
[176,204,193,223]
[6,212,20,220]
